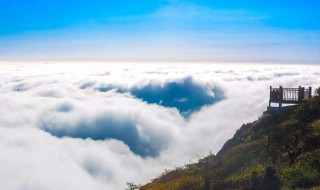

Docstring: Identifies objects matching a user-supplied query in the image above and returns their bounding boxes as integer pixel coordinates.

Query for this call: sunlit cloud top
[0,0,320,63]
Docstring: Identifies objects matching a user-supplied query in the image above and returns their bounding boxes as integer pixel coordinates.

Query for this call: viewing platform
[267,86,312,114]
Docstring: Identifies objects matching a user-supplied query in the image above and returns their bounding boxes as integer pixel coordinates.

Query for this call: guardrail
[269,86,312,107]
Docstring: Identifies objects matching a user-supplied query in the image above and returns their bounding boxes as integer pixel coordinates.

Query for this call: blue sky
[0,0,319,63]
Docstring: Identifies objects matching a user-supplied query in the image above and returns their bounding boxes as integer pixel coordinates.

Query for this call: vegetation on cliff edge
[138,88,320,190]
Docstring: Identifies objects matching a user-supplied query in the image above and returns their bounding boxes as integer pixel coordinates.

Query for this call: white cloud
[0,62,319,189]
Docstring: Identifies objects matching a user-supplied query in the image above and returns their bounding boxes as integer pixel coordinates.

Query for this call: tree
[273,119,306,164]
[251,170,262,190]
[262,166,280,190]
[263,131,279,165]
[198,152,214,190]
[126,182,140,190]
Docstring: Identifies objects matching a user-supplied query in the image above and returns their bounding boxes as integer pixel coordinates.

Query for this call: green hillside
[139,89,320,190]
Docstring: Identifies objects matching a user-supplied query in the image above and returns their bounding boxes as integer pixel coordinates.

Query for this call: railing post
[279,86,283,107]
[269,86,272,107]
[309,87,312,98]
[298,86,302,102]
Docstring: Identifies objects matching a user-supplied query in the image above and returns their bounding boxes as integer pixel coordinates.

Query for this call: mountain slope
[140,93,320,190]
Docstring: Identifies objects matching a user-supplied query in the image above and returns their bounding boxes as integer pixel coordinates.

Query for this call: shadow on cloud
[56,102,73,113]
[95,77,224,117]
[40,115,167,157]
[13,83,29,92]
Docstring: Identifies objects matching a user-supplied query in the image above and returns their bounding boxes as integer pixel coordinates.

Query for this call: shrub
[315,87,320,96]
[164,175,203,190]
[281,164,320,188]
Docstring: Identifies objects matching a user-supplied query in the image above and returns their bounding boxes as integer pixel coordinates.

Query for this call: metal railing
[269,86,312,107]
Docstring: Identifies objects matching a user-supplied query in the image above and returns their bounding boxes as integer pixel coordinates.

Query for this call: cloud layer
[0,62,319,189]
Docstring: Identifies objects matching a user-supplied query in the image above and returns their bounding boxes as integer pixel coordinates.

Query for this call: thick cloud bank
[0,62,319,190]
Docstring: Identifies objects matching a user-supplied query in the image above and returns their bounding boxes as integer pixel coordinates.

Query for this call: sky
[0,0,320,63]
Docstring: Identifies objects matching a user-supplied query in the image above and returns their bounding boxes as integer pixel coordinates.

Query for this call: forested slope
[140,90,320,190]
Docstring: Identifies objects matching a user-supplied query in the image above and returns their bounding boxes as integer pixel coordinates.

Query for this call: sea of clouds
[0,62,319,189]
